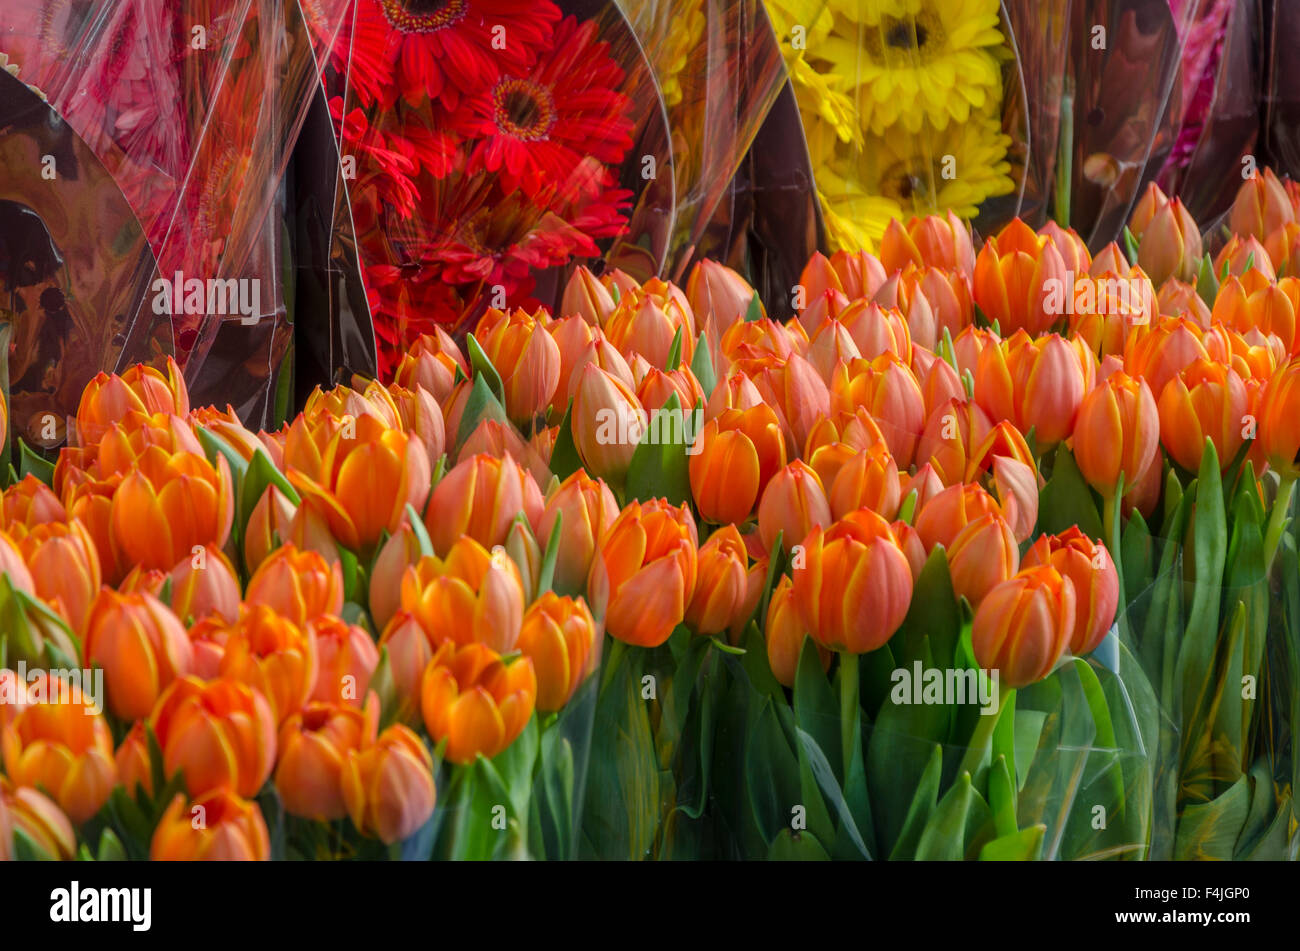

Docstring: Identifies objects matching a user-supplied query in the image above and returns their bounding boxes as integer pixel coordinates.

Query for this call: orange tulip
[588,499,698,648]
[341,723,435,843]
[548,315,599,412]
[368,522,422,630]
[913,482,1004,553]
[150,676,277,798]
[0,777,76,860]
[836,300,912,363]
[516,592,599,712]
[76,357,188,445]
[880,212,976,278]
[829,442,901,520]
[972,218,1069,336]
[115,721,153,798]
[245,545,344,628]
[16,520,101,634]
[219,605,319,725]
[748,354,830,456]
[1157,278,1212,328]
[289,413,431,554]
[916,397,992,486]
[276,699,379,822]
[685,525,751,637]
[533,471,619,594]
[109,444,234,572]
[1215,234,1277,281]
[477,307,562,422]
[946,512,1020,606]
[765,575,830,688]
[562,264,617,326]
[571,363,647,486]
[974,331,1095,445]
[1039,221,1093,275]
[377,611,438,723]
[1230,167,1295,242]
[687,259,761,341]
[1157,359,1249,473]
[830,249,888,299]
[634,362,705,413]
[2,687,117,824]
[830,354,925,467]
[399,537,526,653]
[1022,527,1118,655]
[83,589,193,721]
[392,328,468,404]
[151,789,270,861]
[971,565,1076,688]
[1212,278,1297,354]
[1264,221,1300,278]
[1072,371,1160,496]
[421,641,536,765]
[423,451,542,555]
[604,277,696,367]
[1124,314,1211,400]
[757,461,832,556]
[1258,359,1300,478]
[388,383,447,465]
[1129,183,1202,285]
[242,483,298,574]
[165,544,241,625]
[689,405,786,526]
[791,519,913,654]
[310,615,380,708]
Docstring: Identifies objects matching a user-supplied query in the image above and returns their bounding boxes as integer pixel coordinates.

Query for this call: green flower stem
[840,651,859,781]
[1263,473,1297,574]
[956,686,1010,782]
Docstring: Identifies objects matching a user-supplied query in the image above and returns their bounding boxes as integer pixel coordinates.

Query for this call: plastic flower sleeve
[0,67,170,447]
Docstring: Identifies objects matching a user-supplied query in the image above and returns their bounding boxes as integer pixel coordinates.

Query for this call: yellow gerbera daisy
[824,0,1007,135]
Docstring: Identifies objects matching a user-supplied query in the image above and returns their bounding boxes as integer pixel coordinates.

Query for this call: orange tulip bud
[946,512,1020,606]
[605,278,696,368]
[1258,359,1300,479]
[689,405,786,526]
[533,471,618,594]
[972,565,1076,688]
[218,606,318,726]
[16,520,101,634]
[2,685,117,824]
[109,446,234,573]
[477,307,562,422]
[973,219,1069,337]
[392,329,468,404]
[76,357,188,445]
[1230,167,1295,241]
[245,545,344,628]
[764,576,829,688]
[423,451,542,555]
[588,498,698,648]
[400,536,526,653]
[792,519,913,654]
[687,258,760,336]
[975,331,1095,445]
[150,676,277,798]
[341,723,435,843]
[151,789,270,860]
[302,608,373,700]
[115,721,154,798]
[913,482,1003,553]
[749,354,830,455]
[517,592,599,712]
[421,641,536,765]
[571,364,647,486]
[758,460,832,556]
[1157,359,1249,473]
[83,589,193,721]
[1072,371,1160,496]
[0,777,76,860]
[276,699,379,822]
[829,442,901,520]
[881,212,976,278]
[686,525,751,636]
[562,264,617,326]
[290,413,431,554]
[1022,527,1118,655]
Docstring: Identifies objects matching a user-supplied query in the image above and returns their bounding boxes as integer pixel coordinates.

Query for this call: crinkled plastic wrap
[0,0,357,432]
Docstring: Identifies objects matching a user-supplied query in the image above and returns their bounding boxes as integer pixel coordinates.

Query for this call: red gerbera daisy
[454,15,634,198]
[349,0,560,109]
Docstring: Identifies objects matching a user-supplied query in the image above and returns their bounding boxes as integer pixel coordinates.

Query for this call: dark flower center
[865,10,946,62]
[880,160,935,205]
[378,0,466,33]
[492,78,556,142]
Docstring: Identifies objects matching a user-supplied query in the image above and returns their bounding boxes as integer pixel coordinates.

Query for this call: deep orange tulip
[946,512,1020,606]
[341,724,436,843]
[588,498,698,648]
[83,589,193,721]
[392,328,468,404]
[76,357,188,445]
[421,641,536,764]
[972,218,1069,336]
[423,451,543,555]
[399,537,526,653]
[690,404,786,526]
[245,545,344,628]
[477,307,561,422]
[2,688,117,824]
[686,525,751,637]
[1022,527,1118,655]
[764,576,830,688]
[1072,371,1160,496]
[516,592,599,712]
[151,789,270,861]
[218,605,319,725]
[150,676,277,798]
[971,565,1076,688]
[1157,359,1249,473]
[757,461,832,556]
[276,699,379,822]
